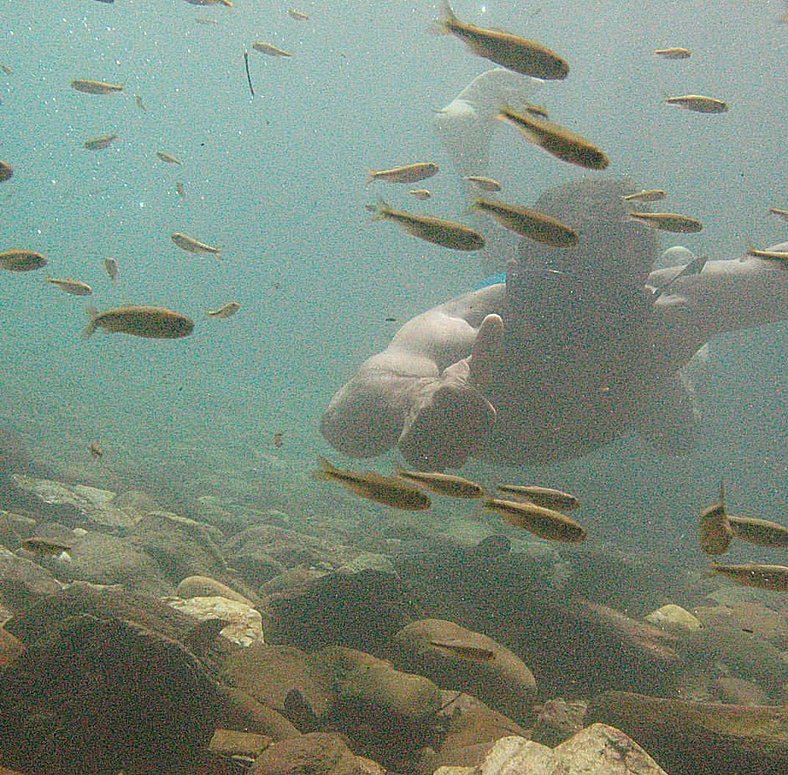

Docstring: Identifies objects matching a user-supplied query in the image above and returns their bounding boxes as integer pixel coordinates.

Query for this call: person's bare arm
[320,285,504,467]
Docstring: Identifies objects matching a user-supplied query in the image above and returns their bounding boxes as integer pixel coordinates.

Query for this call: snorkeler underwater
[0,2,786,774]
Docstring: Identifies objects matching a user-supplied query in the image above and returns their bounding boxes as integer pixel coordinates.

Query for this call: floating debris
[71,79,124,94]
[206,301,241,319]
[252,41,292,57]
[654,47,691,59]
[622,189,667,203]
[273,432,283,448]
[89,441,104,459]
[665,95,728,113]
[627,211,703,233]
[82,305,195,339]
[135,94,147,111]
[496,484,580,511]
[244,50,254,97]
[314,456,431,510]
[0,249,47,271]
[84,133,118,151]
[710,562,788,592]
[370,199,484,251]
[367,162,439,185]
[46,277,93,296]
[436,1,569,80]
[0,65,13,75]
[395,469,485,498]
[471,198,579,247]
[0,161,13,182]
[498,105,609,170]
[176,182,186,198]
[465,175,502,192]
[484,498,586,543]
[171,232,221,256]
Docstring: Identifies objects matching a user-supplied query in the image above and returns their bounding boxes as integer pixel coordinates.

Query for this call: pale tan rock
[208,728,271,756]
[644,603,701,632]
[11,475,141,528]
[554,722,668,773]
[476,736,557,774]
[164,595,263,647]
[176,575,254,605]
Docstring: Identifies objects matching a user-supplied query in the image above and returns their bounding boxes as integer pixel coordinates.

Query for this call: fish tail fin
[365,170,378,185]
[220,0,233,6]
[369,198,390,221]
[81,306,99,339]
[431,1,455,35]
[313,455,339,481]
[719,479,726,508]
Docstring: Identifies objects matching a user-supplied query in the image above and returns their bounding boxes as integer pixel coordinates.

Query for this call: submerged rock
[530,697,588,747]
[263,569,422,652]
[249,731,385,775]
[164,594,264,647]
[394,618,537,723]
[586,690,788,775]
[10,475,142,528]
[0,547,61,614]
[176,573,258,605]
[644,603,702,632]
[433,723,668,774]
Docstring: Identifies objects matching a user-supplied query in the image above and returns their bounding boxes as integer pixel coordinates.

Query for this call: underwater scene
[0,1,786,773]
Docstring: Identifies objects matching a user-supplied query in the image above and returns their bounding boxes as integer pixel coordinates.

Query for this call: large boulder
[394,618,537,723]
[249,732,385,774]
[586,690,788,775]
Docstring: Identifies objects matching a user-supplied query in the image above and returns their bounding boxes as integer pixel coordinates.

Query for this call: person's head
[516,177,659,284]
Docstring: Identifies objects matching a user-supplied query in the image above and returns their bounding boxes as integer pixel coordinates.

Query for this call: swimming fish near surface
[171,232,221,256]
[498,106,609,170]
[464,175,502,192]
[314,456,431,510]
[370,199,485,251]
[484,498,587,543]
[728,516,788,549]
[395,469,485,498]
[767,207,788,221]
[252,41,292,57]
[71,79,124,94]
[104,257,119,282]
[287,9,310,21]
[367,162,439,185]
[622,189,667,203]
[627,212,703,233]
[0,249,47,271]
[471,198,579,248]
[206,301,241,319]
[496,484,580,511]
[89,441,104,459]
[157,151,183,165]
[654,47,691,59]
[82,305,195,339]
[436,1,569,80]
[84,133,118,150]
[409,189,432,200]
[665,95,728,113]
[710,563,788,592]
[46,277,93,296]
[0,161,13,182]
[699,481,732,556]
[746,247,788,263]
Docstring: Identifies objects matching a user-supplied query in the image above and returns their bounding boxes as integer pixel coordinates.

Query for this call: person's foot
[398,382,496,470]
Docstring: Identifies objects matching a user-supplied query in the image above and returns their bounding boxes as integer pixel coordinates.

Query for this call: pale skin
[321,246,788,470]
